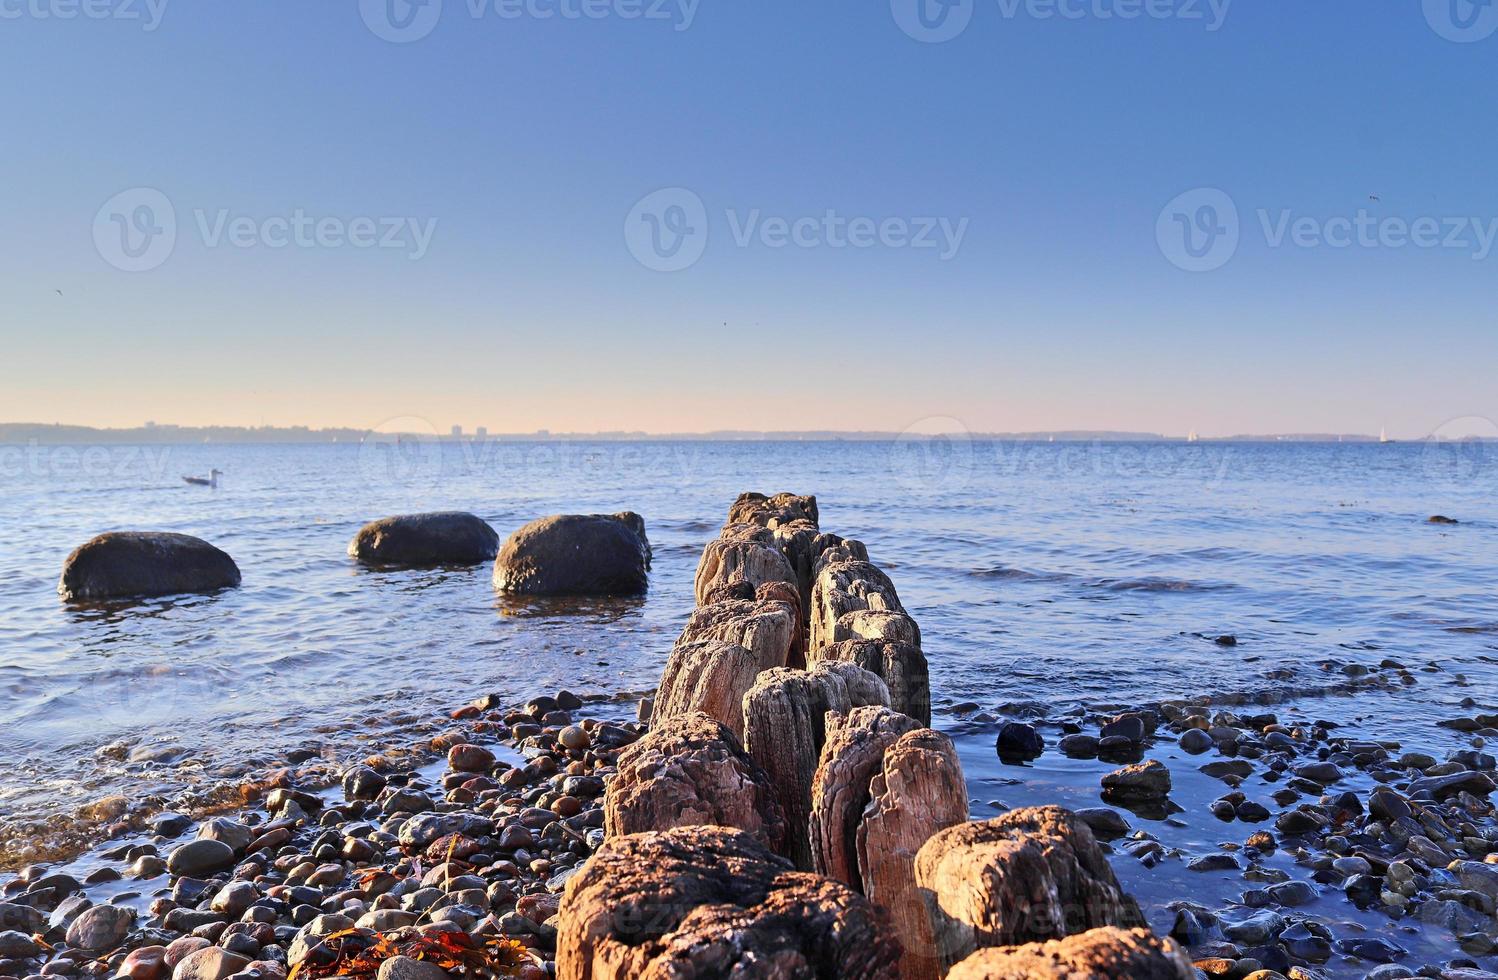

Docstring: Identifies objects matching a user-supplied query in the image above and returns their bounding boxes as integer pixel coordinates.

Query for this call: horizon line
[0,421,1473,444]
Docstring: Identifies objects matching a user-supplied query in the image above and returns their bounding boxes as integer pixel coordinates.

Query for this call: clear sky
[3,0,1496,438]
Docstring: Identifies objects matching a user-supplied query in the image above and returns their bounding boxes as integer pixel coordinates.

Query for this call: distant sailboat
[1380,427,1393,444]
[1187,429,1200,443]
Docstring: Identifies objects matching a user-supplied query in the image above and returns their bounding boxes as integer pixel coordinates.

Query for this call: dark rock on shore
[493,513,650,596]
[58,531,241,601]
[348,512,499,567]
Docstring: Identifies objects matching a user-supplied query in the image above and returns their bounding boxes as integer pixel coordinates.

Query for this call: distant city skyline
[3,3,1495,440]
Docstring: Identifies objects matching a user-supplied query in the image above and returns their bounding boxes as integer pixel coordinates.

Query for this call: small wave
[970,565,1044,581]
[1091,576,1230,593]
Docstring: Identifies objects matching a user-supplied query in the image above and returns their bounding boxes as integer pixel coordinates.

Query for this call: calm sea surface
[2,439,1496,878]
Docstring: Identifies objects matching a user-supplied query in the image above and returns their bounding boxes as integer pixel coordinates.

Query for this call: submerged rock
[493,512,650,596]
[348,512,498,567]
[59,532,240,601]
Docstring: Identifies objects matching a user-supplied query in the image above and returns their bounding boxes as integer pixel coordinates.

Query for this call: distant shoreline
[0,423,1469,446]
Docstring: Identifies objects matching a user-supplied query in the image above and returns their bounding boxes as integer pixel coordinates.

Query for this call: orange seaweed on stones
[289,928,533,980]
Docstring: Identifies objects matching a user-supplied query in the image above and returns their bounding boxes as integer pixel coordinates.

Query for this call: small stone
[1072,808,1130,840]
[1331,856,1370,877]
[341,766,387,802]
[1293,762,1343,784]
[558,726,590,751]
[1059,734,1098,757]
[1101,760,1171,801]
[1099,716,1145,743]
[375,956,451,980]
[447,744,495,773]
[1188,853,1242,872]
[1223,909,1284,945]
[995,722,1044,761]
[171,947,250,980]
[1268,880,1317,906]
[1275,808,1324,836]
[117,945,167,980]
[0,931,42,959]
[1179,729,1213,754]
[166,840,235,877]
[65,904,135,952]
[150,813,192,837]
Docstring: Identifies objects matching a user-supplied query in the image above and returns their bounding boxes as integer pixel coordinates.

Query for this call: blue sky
[2,0,1495,438]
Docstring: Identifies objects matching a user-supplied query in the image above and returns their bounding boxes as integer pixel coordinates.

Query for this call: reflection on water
[0,440,1495,871]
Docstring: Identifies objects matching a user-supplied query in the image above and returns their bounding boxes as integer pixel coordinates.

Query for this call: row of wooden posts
[564,493,1189,979]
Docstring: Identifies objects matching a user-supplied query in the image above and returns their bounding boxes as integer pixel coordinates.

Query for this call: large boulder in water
[348,512,498,567]
[59,532,241,601]
[493,512,650,596]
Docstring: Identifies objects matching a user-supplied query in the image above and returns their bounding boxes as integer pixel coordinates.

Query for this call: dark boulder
[493,513,650,596]
[348,512,498,567]
[59,532,240,601]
